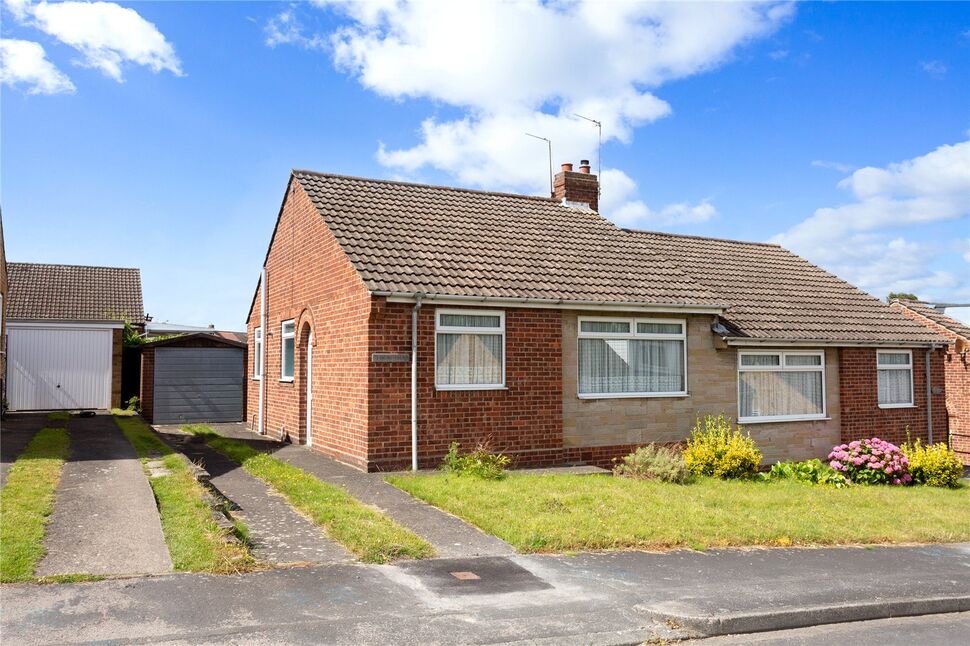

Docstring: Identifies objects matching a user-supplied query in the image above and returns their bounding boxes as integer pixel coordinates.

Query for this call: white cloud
[0,37,75,94]
[6,0,181,83]
[811,159,855,173]
[921,60,947,79]
[773,140,970,303]
[294,0,793,219]
[265,8,326,50]
[599,168,717,227]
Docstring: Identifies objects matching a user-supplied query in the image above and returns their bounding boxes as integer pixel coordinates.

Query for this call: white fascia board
[376,292,726,315]
[8,320,126,330]
[724,337,944,348]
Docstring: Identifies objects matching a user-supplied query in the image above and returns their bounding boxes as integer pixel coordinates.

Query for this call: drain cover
[399,557,551,596]
[450,571,480,580]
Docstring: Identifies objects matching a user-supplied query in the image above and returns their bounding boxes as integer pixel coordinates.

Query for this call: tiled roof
[893,299,970,340]
[626,231,946,344]
[293,171,722,307]
[7,262,143,322]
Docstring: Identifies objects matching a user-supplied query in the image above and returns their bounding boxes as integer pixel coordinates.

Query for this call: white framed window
[738,351,826,423]
[877,350,914,408]
[577,317,687,398]
[435,309,505,390]
[280,320,295,382]
[253,327,263,379]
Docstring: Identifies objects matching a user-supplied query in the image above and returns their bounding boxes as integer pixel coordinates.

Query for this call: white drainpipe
[258,267,267,435]
[925,345,935,444]
[411,294,423,471]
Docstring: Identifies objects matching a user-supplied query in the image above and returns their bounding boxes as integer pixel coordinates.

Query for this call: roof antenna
[525,132,553,196]
[573,113,602,199]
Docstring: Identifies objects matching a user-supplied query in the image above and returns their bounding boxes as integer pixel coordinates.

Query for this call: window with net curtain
[578,318,686,396]
[738,352,825,421]
[435,310,505,389]
[877,350,913,407]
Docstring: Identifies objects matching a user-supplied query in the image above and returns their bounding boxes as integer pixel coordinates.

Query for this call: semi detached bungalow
[247,162,950,472]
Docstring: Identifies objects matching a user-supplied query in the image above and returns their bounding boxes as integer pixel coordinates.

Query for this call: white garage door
[7,326,114,411]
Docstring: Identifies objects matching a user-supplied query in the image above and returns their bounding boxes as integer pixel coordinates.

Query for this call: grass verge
[0,427,70,582]
[113,416,255,573]
[46,411,70,424]
[184,424,434,563]
[387,473,970,552]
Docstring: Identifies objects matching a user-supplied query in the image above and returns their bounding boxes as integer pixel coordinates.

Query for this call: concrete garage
[140,333,246,424]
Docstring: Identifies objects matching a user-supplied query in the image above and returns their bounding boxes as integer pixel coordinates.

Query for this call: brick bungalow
[246,163,950,472]
[892,299,970,464]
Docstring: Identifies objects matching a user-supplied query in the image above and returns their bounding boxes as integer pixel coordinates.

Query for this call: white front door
[306,333,313,447]
[7,325,113,410]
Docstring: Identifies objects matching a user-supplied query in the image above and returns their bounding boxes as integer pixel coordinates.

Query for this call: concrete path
[0,413,48,488]
[208,423,515,558]
[3,544,968,645]
[154,427,351,566]
[36,415,173,577]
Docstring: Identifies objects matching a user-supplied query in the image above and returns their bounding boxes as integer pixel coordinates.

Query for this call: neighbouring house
[0,213,7,412]
[139,332,247,425]
[145,321,247,344]
[246,163,950,472]
[891,299,970,465]
[5,262,143,411]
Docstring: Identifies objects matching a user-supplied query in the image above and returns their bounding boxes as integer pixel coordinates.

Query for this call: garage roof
[7,262,143,322]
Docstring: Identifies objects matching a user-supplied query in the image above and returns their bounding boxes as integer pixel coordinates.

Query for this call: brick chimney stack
[553,159,598,211]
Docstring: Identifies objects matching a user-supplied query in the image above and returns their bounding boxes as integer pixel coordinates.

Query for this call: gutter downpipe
[411,294,423,471]
[258,267,267,435]
[926,345,935,444]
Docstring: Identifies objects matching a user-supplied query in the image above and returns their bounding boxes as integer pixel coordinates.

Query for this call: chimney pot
[553,160,599,211]
[579,159,591,174]
[561,163,573,172]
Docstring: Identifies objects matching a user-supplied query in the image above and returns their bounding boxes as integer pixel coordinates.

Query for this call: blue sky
[2,1,968,330]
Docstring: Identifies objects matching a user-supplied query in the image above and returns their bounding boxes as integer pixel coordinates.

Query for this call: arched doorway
[299,321,313,447]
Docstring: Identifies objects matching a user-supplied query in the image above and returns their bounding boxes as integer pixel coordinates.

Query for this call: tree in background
[888,292,919,303]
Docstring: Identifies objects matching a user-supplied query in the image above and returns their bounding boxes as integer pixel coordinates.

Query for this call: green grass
[0,427,70,582]
[386,473,970,553]
[183,424,434,563]
[46,411,70,424]
[113,416,255,573]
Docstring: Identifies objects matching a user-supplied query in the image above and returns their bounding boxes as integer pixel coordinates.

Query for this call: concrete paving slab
[0,413,48,488]
[35,414,173,577]
[205,423,515,559]
[155,428,351,565]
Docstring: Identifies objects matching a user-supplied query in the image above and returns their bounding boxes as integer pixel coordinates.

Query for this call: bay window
[578,317,687,398]
[877,350,914,408]
[738,351,825,422]
[280,320,295,381]
[435,310,505,389]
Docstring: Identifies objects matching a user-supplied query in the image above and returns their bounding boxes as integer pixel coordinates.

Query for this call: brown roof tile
[7,262,143,322]
[626,231,945,344]
[293,171,722,307]
[893,299,970,340]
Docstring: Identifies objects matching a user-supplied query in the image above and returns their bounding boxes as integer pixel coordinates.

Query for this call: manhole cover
[450,571,480,580]
[399,557,551,596]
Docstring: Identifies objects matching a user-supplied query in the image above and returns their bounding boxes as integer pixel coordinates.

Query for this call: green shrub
[759,458,848,487]
[613,444,691,484]
[901,438,964,488]
[125,396,141,413]
[683,414,761,479]
[441,441,511,480]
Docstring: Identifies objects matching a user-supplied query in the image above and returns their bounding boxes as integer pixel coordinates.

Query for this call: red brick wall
[140,346,155,421]
[838,347,947,448]
[366,301,563,470]
[553,168,598,211]
[245,177,373,469]
[892,303,970,464]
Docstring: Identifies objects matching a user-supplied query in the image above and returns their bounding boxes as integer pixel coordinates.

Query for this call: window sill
[435,385,507,392]
[578,392,689,400]
[739,415,829,425]
[279,378,294,384]
[878,403,916,409]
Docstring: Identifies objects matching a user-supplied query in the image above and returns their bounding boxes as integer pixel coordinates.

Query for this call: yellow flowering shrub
[684,414,762,479]
[901,438,964,488]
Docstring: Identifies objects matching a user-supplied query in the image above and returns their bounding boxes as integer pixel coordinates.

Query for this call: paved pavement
[3,544,968,644]
[35,414,173,577]
[154,427,351,565]
[207,423,515,558]
[0,413,48,487]
[690,612,970,645]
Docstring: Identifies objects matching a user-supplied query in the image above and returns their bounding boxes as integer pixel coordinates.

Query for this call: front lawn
[386,473,970,552]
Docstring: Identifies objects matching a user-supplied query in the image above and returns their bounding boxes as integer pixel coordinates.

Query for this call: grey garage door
[153,347,244,424]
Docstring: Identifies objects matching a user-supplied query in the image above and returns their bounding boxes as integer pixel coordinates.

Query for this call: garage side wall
[112,328,123,409]
[246,179,373,469]
[140,346,156,422]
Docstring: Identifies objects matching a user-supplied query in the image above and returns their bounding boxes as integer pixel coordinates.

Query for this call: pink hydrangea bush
[828,438,912,485]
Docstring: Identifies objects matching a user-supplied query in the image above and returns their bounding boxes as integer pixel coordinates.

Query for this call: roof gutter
[722,337,949,349]
[375,292,726,315]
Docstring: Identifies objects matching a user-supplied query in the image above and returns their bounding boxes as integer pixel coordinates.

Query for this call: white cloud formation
[599,168,717,228]
[4,0,181,85]
[773,140,970,302]
[921,60,947,79]
[296,0,793,221]
[0,37,75,94]
[265,8,326,50]
[811,159,856,173]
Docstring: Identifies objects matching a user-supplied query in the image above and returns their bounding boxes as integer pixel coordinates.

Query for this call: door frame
[305,332,313,447]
